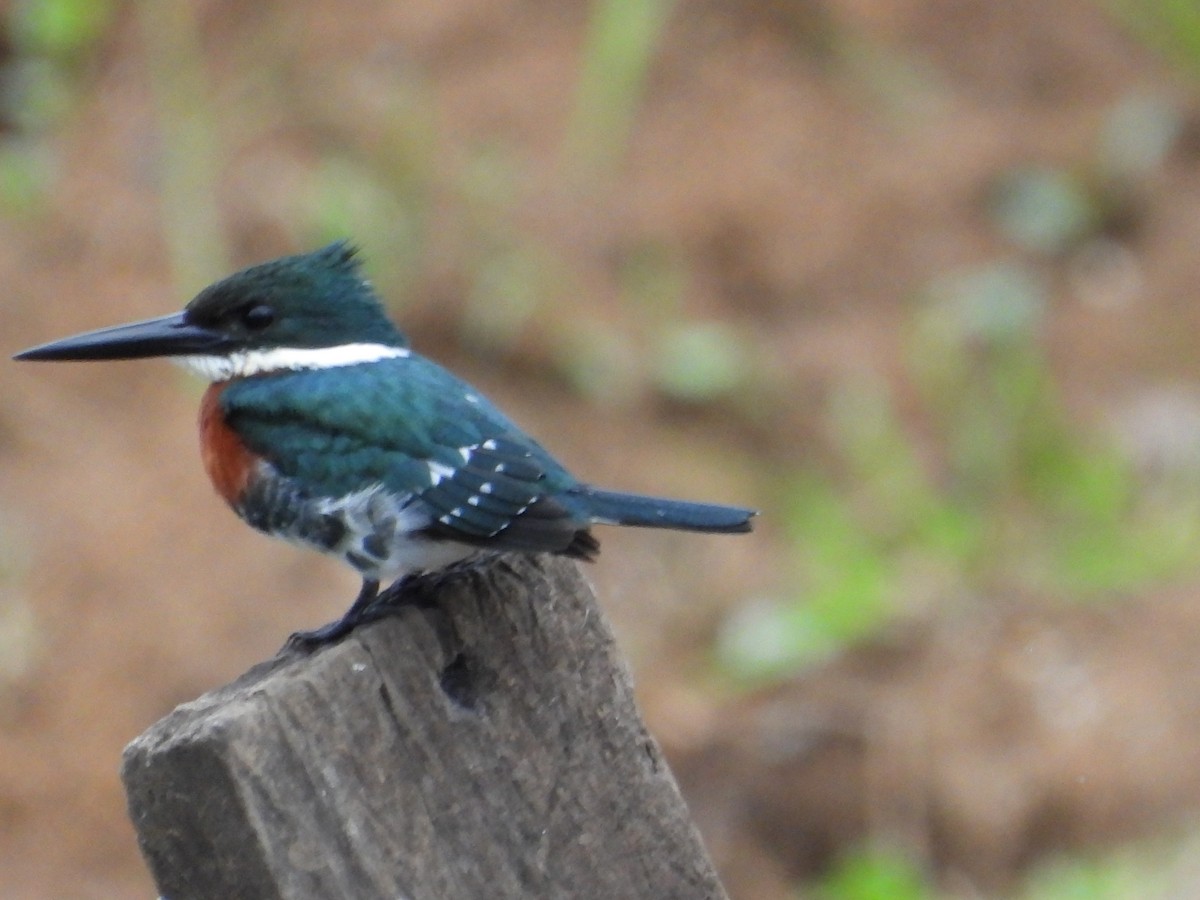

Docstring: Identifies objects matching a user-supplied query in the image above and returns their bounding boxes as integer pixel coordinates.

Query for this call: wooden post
[121,554,728,900]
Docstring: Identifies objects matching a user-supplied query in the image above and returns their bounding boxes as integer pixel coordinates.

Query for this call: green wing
[220,357,588,546]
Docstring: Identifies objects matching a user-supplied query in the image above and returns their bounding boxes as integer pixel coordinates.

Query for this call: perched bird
[15,243,755,645]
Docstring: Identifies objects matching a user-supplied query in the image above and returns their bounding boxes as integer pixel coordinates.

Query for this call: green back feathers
[219,356,576,501]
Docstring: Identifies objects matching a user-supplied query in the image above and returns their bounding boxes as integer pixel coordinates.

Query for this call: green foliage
[11,0,112,59]
[308,154,430,306]
[5,0,112,123]
[0,0,113,216]
[815,846,933,900]
[136,2,228,289]
[914,262,1200,593]
[719,258,1200,681]
[449,147,578,354]
[565,0,676,178]
[653,322,752,402]
[0,140,52,214]
[1019,842,1178,900]
[802,831,1191,899]
[1107,0,1200,81]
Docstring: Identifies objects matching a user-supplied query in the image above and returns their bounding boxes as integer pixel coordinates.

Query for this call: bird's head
[15,242,410,379]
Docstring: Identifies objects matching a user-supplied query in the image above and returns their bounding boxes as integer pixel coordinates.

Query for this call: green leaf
[817,847,932,900]
[12,0,112,58]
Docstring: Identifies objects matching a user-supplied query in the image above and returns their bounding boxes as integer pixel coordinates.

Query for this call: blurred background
[4,0,1200,897]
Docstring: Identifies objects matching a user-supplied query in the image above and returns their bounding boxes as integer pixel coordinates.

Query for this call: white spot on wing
[427,461,455,485]
[457,447,472,463]
[173,343,410,381]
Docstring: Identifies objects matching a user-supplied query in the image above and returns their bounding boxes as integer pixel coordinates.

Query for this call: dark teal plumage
[185,242,408,351]
[220,356,584,545]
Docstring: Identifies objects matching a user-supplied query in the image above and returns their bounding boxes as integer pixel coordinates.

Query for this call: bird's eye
[240,304,275,331]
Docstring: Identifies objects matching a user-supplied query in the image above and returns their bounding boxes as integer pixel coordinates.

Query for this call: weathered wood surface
[121,554,728,900]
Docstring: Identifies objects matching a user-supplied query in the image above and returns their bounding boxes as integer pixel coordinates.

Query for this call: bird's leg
[374,571,443,610]
[284,558,491,652]
[372,555,491,611]
[285,578,380,651]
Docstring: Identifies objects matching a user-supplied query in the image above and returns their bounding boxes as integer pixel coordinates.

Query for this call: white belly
[237,472,481,585]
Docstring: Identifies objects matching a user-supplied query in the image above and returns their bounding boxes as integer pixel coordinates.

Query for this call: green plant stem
[137,0,228,290]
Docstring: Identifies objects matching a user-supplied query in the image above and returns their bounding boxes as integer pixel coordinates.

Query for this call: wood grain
[122,554,728,900]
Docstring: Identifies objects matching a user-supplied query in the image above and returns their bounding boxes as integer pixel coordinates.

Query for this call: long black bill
[14,312,233,362]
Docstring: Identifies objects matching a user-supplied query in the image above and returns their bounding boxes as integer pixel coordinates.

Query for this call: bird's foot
[284,578,381,652]
[283,562,486,653]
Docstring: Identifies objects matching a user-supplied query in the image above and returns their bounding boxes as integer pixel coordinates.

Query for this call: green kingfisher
[15,243,756,645]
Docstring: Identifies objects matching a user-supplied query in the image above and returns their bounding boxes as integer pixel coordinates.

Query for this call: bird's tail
[577,486,756,534]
